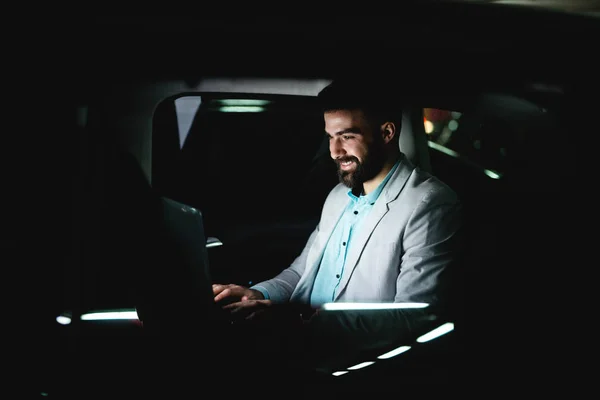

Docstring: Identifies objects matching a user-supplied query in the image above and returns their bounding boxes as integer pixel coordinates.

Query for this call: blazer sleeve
[250,225,320,304]
[250,183,347,303]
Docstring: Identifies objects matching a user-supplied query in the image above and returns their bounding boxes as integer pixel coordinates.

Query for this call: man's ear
[381,122,397,144]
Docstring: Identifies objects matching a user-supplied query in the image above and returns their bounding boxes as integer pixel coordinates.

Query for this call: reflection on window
[175,96,202,148]
[163,95,328,223]
[424,108,506,178]
[424,108,462,147]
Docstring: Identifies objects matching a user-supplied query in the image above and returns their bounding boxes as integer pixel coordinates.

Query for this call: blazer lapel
[334,157,414,300]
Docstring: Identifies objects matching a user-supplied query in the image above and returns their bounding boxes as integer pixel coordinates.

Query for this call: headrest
[399,107,432,173]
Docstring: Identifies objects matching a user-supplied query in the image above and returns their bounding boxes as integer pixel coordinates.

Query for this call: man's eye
[343,135,353,140]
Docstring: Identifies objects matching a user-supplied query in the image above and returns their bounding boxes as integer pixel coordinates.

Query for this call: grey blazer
[253,155,463,307]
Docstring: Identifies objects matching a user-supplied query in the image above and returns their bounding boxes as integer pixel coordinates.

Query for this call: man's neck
[362,155,399,195]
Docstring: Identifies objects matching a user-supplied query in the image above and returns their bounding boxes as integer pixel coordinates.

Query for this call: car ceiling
[54,3,598,90]
[466,0,600,14]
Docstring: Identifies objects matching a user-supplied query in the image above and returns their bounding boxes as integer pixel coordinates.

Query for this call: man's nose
[330,138,345,158]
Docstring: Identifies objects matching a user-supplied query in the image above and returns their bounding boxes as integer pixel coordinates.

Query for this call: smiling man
[213,78,464,318]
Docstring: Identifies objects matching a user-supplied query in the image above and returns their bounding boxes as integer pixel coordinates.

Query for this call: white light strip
[484,169,502,179]
[347,361,375,370]
[218,106,265,113]
[377,345,411,360]
[427,141,459,158]
[218,99,270,106]
[416,322,454,343]
[206,240,223,248]
[56,316,72,325]
[81,310,139,321]
[321,302,428,311]
[332,371,349,377]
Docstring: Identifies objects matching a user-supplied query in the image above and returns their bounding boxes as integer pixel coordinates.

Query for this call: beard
[336,139,386,192]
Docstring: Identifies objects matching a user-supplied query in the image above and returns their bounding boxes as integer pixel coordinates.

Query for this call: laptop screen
[136,197,227,331]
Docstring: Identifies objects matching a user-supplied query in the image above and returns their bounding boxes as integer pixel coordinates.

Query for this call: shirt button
[342,242,346,246]
[354,211,358,215]
[336,274,340,278]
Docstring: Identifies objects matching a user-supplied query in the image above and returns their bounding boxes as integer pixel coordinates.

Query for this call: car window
[153,94,335,227]
[424,107,509,179]
[152,93,339,284]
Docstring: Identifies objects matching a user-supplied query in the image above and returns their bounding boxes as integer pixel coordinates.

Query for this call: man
[213,79,463,323]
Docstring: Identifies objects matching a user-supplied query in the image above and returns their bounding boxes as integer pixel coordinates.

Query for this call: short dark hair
[317,78,403,130]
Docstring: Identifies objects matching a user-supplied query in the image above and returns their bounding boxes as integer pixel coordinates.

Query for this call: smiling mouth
[338,160,355,170]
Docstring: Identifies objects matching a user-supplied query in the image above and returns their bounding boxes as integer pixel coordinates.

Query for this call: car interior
[25,2,600,397]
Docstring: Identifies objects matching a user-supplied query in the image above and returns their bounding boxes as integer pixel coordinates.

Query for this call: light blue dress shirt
[310,161,400,307]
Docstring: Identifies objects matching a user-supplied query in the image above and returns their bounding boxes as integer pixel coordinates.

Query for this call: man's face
[324,109,386,190]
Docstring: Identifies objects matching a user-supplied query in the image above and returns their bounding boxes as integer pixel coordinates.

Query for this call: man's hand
[212,283,264,302]
[213,284,269,320]
[224,298,273,321]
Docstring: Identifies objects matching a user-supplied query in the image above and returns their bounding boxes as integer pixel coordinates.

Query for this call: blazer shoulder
[324,183,348,204]
[406,167,460,205]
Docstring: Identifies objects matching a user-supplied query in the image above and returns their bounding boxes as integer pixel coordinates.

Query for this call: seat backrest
[101,151,227,333]
[399,107,432,173]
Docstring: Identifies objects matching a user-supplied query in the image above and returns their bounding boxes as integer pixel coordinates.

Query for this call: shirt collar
[347,159,400,205]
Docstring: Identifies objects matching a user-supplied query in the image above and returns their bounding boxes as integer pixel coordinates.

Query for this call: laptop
[135,197,228,332]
